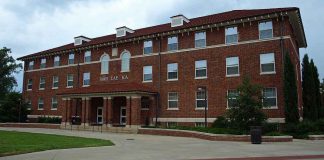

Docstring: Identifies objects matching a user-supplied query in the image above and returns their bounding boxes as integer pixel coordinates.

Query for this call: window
[195,60,207,78]
[196,89,207,109]
[51,97,58,110]
[101,54,109,74]
[259,21,273,39]
[227,90,239,108]
[83,72,90,86]
[38,98,44,110]
[40,58,46,69]
[26,99,32,110]
[195,122,205,127]
[168,36,178,51]
[141,96,150,109]
[143,66,152,82]
[225,26,238,44]
[39,77,45,90]
[28,61,34,70]
[143,40,153,54]
[168,92,178,109]
[54,56,60,67]
[260,53,275,74]
[52,76,59,89]
[67,74,73,88]
[84,51,91,63]
[27,79,32,90]
[263,88,277,108]
[121,52,130,72]
[167,63,178,80]
[226,57,239,76]
[68,53,74,64]
[195,31,206,48]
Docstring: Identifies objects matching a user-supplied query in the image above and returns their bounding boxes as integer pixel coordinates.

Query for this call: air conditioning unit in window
[116,26,134,38]
[74,36,91,46]
[170,14,190,27]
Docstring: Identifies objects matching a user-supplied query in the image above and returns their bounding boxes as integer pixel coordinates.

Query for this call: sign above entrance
[100,74,129,81]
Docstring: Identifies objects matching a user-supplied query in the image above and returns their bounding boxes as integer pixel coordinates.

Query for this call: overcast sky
[1,0,323,91]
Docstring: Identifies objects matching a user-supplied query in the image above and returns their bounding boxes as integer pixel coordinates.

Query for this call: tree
[0,92,30,122]
[283,53,300,123]
[0,47,22,100]
[226,77,267,131]
[320,79,324,117]
[310,60,322,119]
[302,54,317,121]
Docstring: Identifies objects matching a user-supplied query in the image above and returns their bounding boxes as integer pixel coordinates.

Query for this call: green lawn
[0,130,114,157]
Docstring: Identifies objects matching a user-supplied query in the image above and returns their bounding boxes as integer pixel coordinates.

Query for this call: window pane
[101,55,109,74]
[259,21,273,31]
[195,39,206,48]
[260,53,274,64]
[226,57,239,66]
[143,66,152,74]
[227,66,239,75]
[196,69,206,77]
[121,52,130,72]
[195,60,206,68]
[144,47,152,54]
[168,72,178,79]
[195,32,206,40]
[260,29,273,39]
[196,100,206,108]
[144,74,152,81]
[84,51,91,63]
[168,36,178,44]
[168,101,178,108]
[168,92,178,100]
[261,63,275,72]
[168,43,178,51]
[226,27,237,35]
[226,34,238,44]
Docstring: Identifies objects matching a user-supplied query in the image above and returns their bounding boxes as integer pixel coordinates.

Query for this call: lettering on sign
[100,75,128,81]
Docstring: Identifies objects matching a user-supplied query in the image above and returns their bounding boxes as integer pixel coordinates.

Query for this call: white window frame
[54,56,60,67]
[66,74,73,88]
[39,77,45,90]
[195,90,208,110]
[195,60,207,79]
[38,98,44,110]
[52,76,59,89]
[167,35,178,51]
[51,97,58,110]
[121,51,131,72]
[263,87,278,109]
[259,20,273,40]
[260,53,276,75]
[167,63,178,81]
[167,92,179,110]
[84,51,91,63]
[68,53,74,65]
[225,26,238,44]
[143,40,153,55]
[195,31,206,48]
[27,79,32,91]
[83,72,90,87]
[143,66,153,82]
[40,58,46,69]
[28,61,34,70]
[100,54,109,74]
[226,56,240,77]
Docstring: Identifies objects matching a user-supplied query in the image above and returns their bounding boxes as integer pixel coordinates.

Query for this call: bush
[315,118,324,132]
[283,120,320,138]
[38,117,61,124]
[212,116,228,128]
[262,122,280,134]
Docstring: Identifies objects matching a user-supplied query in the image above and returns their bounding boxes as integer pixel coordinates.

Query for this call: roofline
[297,8,307,47]
[18,7,305,61]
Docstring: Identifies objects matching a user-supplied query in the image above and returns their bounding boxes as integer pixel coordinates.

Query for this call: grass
[0,130,114,157]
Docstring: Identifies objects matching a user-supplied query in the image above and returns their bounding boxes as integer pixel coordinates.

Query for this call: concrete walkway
[0,127,324,160]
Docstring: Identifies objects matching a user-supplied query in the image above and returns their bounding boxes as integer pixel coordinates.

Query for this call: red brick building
[18,7,306,130]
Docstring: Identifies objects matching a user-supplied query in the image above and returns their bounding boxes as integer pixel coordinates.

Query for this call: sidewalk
[0,127,324,160]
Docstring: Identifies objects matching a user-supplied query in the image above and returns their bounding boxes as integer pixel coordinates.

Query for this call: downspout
[155,37,162,126]
[76,50,81,118]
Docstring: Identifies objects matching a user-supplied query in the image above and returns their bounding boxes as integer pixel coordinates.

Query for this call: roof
[18,7,306,60]
[57,82,157,96]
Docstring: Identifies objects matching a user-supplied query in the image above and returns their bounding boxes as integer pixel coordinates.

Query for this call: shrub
[284,120,319,138]
[212,116,228,128]
[38,116,61,124]
[315,118,324,132]
[262,122,279,134]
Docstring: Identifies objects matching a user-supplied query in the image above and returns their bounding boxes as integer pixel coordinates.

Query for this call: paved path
[0,127,324,160]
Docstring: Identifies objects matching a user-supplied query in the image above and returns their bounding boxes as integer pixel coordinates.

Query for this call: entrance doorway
[120,106,126,125]
[97,107,103,124]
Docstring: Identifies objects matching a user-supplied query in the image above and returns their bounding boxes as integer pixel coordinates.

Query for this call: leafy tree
[226,77,267,131]
[283,53,299,123]
[0,47,22,99]
[321,79,324,117]
[0,92,30,122]
[302,54,317,121]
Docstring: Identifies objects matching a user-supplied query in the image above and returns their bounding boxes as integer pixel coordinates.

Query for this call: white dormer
[116,26,134,38]
[170,14,190,27]
[74,36,91,46]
